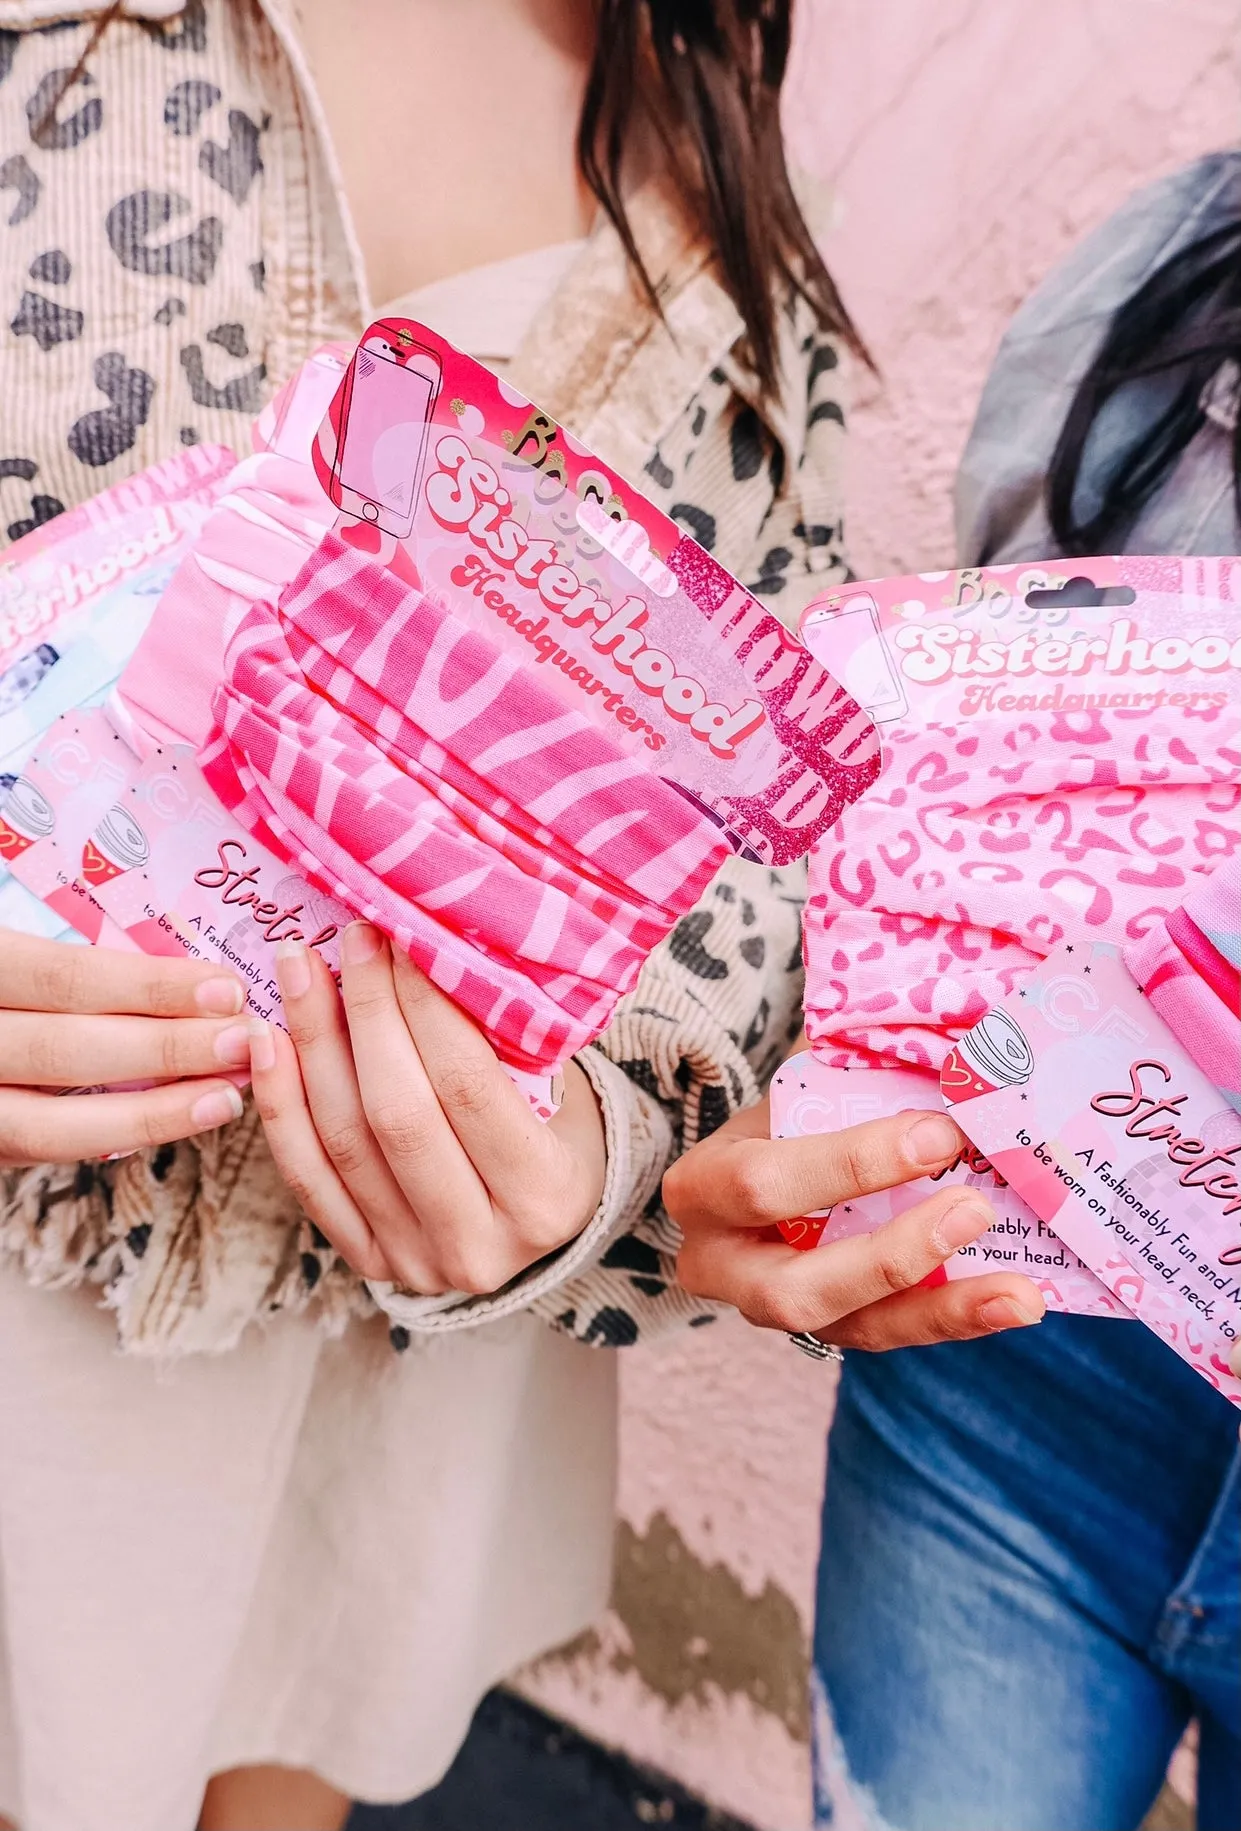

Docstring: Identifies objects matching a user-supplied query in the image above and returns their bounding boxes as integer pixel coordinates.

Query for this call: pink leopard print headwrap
[803,697,1241,1088]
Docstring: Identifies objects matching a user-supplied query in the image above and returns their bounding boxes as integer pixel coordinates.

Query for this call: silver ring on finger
[788,1330,844,1364]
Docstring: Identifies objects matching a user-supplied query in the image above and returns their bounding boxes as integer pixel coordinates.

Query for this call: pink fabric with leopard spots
[803,694,1241,1076]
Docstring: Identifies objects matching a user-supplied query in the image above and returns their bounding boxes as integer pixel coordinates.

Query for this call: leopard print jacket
[0,0,850,1355]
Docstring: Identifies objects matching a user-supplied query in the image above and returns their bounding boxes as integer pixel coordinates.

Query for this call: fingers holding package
[0,927,248,1019]
[250,924,607,1296]
[0,930,250,1166]
[665,1098,1046,1352]
[0,1079,246,1168]
[665,1101,969,1232]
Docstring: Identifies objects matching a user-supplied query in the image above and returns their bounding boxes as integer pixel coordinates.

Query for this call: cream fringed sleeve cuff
[377,854,807,1347]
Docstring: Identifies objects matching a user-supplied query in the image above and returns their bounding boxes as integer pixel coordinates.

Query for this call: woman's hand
[0,930,250,1167]
[665,1097,1046,1351]
[248,923,607,1292]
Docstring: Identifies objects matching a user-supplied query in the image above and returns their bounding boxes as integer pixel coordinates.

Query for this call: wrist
[556,1056,607,1244]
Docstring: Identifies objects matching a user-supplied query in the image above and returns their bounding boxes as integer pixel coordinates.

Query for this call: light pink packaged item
[942,943,1241,1406]
[798,559,1240,1074]
[179,330,879,1077]
[0,453,232,946]
[784,559,1240,1365]
[200,538,731,1074]
[111,353,346,756]
[0,444,233,666]
[1122,853,1241,1113]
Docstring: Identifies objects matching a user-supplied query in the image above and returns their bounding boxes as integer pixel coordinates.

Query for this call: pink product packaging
[0,462,235,947]
[1122,852,1241,1113]
[7,710,561,1116]
[6,333,874,1110]
[157,329,879,1083]
[3,709,149,951]
[796,558,1241,1076]
[111,350,350,758]
[0,445,234,666]
[200,538,731,1076]
[311,318,882,867]
[942,943,1241,1406]
[769,1054,1121,1317]
[782,559,1241,1391]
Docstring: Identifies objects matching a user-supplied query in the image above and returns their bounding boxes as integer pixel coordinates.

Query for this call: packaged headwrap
[111,351,346,755]
[9,333,878,1097]
[193,326,877,1070]
[779,558,1241,1395]
[1122,853,1241,1112]
[200,538,729,1073]
[198,322,872,1070]
[798,558,1239,1072]
[0,447,233,943]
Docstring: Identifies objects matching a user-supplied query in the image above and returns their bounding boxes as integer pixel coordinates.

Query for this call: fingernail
[979,1293,1045,1330]
[247,1019,276,1073]
[195,976,245,1017]
[189,1085,245,1130]
[275,940,311,1001]
[341,921,382,966]
[212,1023,252,1067]
[907,1114,962,1166]
[933,1197,993,1253]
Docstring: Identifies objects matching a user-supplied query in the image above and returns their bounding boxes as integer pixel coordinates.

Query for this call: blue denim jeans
[813,1316,1241,1831]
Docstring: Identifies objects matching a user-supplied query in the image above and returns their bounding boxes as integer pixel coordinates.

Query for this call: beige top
[394,240,588,364]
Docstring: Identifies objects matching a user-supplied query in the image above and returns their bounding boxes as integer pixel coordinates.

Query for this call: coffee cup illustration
[942,1008,1034,1104]
[81,802,150,887]
[0,775,55,859]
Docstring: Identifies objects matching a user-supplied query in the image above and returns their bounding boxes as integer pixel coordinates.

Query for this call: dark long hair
[578,0,865,396]
[51,2,860,399]
[1047,215,1241,554]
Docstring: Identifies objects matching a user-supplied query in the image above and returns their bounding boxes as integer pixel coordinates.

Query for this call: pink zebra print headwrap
[199,537,728,1074]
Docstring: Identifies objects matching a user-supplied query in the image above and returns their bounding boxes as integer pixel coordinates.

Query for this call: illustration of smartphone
[328,335,442,539]
[802,595,908,723]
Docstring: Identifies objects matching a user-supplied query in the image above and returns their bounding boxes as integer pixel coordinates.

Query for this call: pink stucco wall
[518,6,1240,1827]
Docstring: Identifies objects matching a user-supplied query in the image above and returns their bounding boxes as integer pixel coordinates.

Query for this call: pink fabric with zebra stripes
[200,537,728,1073]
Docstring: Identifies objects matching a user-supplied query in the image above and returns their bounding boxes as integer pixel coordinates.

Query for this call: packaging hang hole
[1024,576,1138,610]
